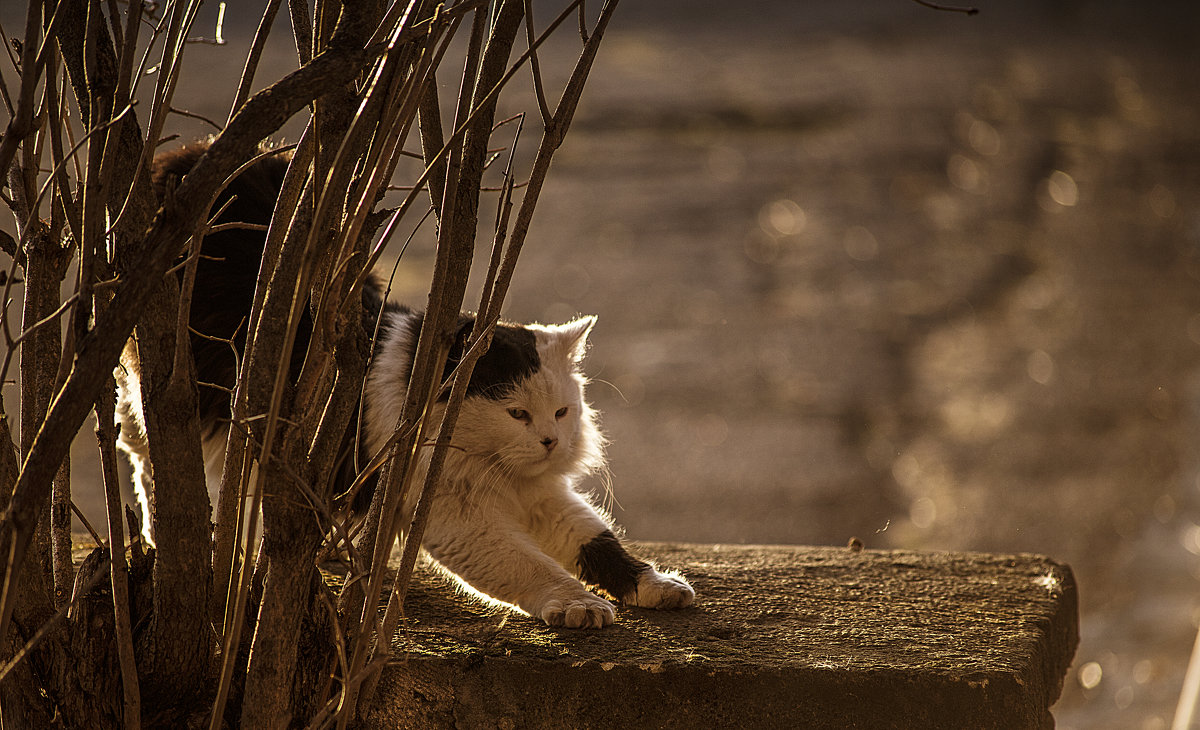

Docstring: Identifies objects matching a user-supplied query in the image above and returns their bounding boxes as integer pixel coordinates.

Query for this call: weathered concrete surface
[366,543,1078,729]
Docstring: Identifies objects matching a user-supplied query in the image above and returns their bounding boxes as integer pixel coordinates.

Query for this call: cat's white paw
[625,569,695,610]
[536,593,615,629]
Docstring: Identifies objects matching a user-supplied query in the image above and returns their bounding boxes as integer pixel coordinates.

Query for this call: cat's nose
[541,436,558,452]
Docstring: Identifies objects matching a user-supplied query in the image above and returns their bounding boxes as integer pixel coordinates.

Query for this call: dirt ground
[6,0,1200,726]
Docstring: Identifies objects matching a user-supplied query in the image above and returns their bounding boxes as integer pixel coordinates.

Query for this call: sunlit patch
[843,225,879,262]
[910,497,937,529]
[1026,349,1054,385]
[892,453,922,490]
[1005,56,1043,96]
[940,392,1012,441]
[948,154,984,193]
[1113,684,1135,710]
[758,199,807,237]
[743,231,782,265]
[434,560,526,616]
[923,192,963,230]
[1181,524,1200,556]
[968,119,1001,156]
[1042,170,1079,208]
[1152,495,1175,524]
[973,83,1017,122]
[1035,572,1060,594]
[1079,661,1103,690]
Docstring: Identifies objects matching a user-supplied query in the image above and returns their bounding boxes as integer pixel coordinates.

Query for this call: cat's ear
[544,315,596,363]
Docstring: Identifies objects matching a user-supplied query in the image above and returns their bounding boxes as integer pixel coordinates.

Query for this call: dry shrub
[0,0,618,725]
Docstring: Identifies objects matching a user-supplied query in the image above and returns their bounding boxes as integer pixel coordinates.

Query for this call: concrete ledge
[366,543,1078,729]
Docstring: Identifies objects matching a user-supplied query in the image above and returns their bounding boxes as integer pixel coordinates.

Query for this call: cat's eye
[555,406,569,419]
[508,408,530,422]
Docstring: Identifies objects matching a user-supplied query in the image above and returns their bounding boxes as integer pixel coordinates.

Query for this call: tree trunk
[240,451,324,728]
[125,278,214,711]
[18,221,71,601]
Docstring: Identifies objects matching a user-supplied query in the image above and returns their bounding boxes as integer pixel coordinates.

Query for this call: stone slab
[365,543,1078,729]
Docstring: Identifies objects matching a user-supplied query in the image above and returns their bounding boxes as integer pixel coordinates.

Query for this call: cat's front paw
[536,593,615,629]
[625,569,695,610]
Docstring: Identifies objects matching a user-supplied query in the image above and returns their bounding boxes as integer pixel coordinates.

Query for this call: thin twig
[170,193,240,390]
[910,0,979,15]
[0,23,19,111]
[0,2,50,182]
[69,501,104,547]
[0,292,80,395]
[45,53,83,259]
[522,0,553,126]
[12,100,139,253]
[106,0,204,239]
[204,222,270,235]
[95,380,142,730]
[168,106,223,131]
[228,0,284,125]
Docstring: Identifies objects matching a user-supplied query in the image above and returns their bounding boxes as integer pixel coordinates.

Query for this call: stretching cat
[116,143,694,628]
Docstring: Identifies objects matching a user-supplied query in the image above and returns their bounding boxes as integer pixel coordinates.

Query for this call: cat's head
[450,315,605,481]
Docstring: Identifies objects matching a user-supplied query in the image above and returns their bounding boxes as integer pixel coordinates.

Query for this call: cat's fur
[116,144,694,628]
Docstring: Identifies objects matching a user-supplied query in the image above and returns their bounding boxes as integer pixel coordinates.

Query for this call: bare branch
[0,2,47,183]
[0,0,399,658]
[168,106,223,130]
[911,0,979,15]
[417,82,446,216]
[94,379,141,730]
[289,0,314,65]
[68,500,103,547]
[522,0,553,126]
[228,0,284,124]
[186,0,228,45]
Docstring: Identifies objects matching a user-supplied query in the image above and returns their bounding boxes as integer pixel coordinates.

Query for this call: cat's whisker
[590,377,628,404]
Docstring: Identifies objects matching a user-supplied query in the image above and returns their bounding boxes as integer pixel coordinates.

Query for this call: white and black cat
[116,144,694,629]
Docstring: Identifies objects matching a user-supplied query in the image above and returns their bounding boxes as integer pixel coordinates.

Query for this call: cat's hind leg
[115,357,155,545]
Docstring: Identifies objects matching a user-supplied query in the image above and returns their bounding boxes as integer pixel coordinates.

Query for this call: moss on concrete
[366,543,1078,729]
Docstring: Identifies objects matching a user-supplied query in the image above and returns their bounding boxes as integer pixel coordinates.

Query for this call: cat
[116,143,694,628]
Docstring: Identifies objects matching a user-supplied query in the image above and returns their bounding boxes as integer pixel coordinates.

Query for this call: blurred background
[5,0,1200,726]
